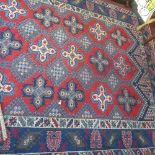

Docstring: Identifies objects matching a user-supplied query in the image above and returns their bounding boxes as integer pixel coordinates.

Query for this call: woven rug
[0,0,155,154]
[142,25,155,104]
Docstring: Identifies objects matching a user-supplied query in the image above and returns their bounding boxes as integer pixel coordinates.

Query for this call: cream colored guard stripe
[4,115,155,129]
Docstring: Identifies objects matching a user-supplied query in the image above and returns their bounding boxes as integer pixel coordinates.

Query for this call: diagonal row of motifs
[54,0,136,17]
[41,0,143,47]
[4,115,155,129]
[40,0,135,29]
[9,20,115,51]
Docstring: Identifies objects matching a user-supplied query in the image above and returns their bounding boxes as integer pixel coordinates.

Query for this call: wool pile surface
[142,25,155,104]
[0,0,154,154]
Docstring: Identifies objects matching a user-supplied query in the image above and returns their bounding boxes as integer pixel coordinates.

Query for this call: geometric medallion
[104,41,117,57]
[117,89,137,113]
[114,56,130,77]
[59,80,84,111]
[0,30,22,57]
[62,45,83,67]
[30,38,56,62]
[0,0,26,19]
[111,30,127,47]
[34,8,59,28]
[92,85,112,112]
[90,23,107,41]
[90,52,109,72]
[64,16,83,35]
[23,76,54,109]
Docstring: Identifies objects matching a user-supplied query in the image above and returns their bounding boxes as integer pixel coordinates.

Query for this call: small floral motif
[90,130,102,149]
[122,131,132,149]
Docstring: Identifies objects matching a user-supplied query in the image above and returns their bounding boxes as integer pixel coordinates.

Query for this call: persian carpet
[142,25,155,104]
[0,0,155,154]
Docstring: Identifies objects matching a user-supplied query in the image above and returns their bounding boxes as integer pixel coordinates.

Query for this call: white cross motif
[62,45,83,67]
[0,0,26,19]
[90,23,107,41]
[92,85,112,112]
[30,38,56,62]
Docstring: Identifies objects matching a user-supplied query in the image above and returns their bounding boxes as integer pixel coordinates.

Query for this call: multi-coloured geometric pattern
[0,0,154,154]
[47,59,68,86]
[64,16,83,35]
[11,54,36,82]
[0,72,14,102]
[34,8,59,28]
[62,45,83,67]
[92,85,112,112]
[0,0,26,19]
[0,30,22,57]
[51,27,68,46]
[18,19,40,40]
[30,38,56,62]
[58,80,84,111]
[23,76,54,109]
[90,52,109,72]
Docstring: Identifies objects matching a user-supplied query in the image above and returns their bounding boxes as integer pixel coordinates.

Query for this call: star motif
[30,38,56,62]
